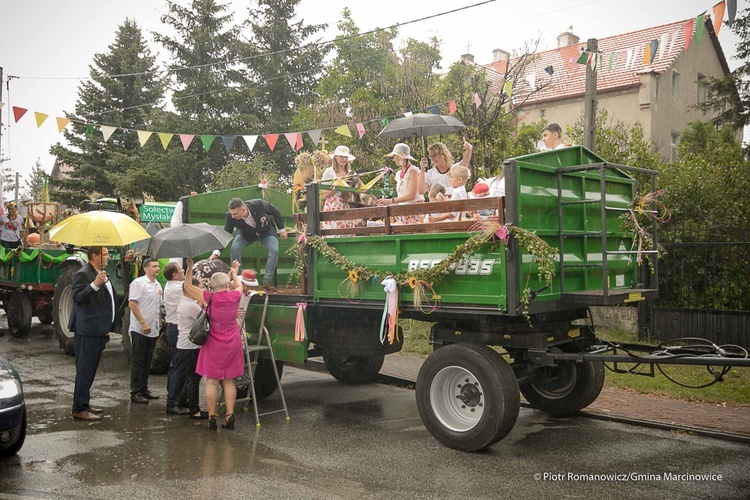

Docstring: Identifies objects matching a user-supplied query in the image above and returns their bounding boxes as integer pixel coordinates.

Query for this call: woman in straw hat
[320,145,364,235]
[377,143,422,208]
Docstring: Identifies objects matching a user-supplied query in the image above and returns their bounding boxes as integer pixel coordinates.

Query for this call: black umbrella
[378,113,466,155]
[147,223,233,258]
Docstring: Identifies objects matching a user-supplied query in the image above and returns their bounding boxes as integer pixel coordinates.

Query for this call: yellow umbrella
[49,210,151,246]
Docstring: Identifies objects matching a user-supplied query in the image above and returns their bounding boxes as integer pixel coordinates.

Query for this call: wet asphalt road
[1,323,749,499]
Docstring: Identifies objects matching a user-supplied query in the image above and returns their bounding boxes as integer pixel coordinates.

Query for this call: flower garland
[620,190,670,273]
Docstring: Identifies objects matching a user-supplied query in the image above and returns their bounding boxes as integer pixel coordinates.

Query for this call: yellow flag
[56,117,70,133]
[503,81,513,100]
[34,112,49,128]
[158,132,173,149]
[334,125,352,138]
[137,130,153,147]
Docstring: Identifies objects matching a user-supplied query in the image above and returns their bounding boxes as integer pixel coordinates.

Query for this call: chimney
[461,53,474,63]
[557,31,580,48]
[492,48,510,63]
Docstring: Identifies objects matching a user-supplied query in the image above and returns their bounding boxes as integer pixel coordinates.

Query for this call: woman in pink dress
[321,145,364,236]
[184,258,243,430]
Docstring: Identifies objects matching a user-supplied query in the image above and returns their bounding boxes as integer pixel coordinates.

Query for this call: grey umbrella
[147,223,233,258]
[378,113,466,156]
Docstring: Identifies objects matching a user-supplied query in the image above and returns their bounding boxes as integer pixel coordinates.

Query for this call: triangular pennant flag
[381,118,390,127]
[284,132,298,150]
[428,105,440,114]
[179,134,194,151]
[158,132,173,149]
[200,135,216,152]
[713,1,725,34]
[625,48,634,69]
[101,125,117,142]
[577,51,588,64]
[307,129,322,146]
[727,0,737,26]
[608,52,615,71]
[241,135,258,150]
[544,65,554,76]
[264,134,280,151]
[472,92,482,107]
[56,117,70,133]
[669,29,680,54]
[448,100,457,115]
[659,33,670,60]
[334,125,352,138]
[356,123,366,139]
[137,130,153,147]
[221,135,236,151]
[589,52,597,71]
[526,73,536,88]
[643,43,651,65]
[86,124,93,137]
[296,132,303,150]
[503,81,513,100]
[695,13,705,45]
[648,40,658,65]
[684,19,695,51]
[34,112,49,128]
[12,106,27,123]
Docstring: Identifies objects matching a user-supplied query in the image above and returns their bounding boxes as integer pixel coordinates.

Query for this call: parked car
[0,355,27,458]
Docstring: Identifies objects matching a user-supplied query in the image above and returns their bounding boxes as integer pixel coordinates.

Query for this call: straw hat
[330,145,356,162]
[385,143,416,161]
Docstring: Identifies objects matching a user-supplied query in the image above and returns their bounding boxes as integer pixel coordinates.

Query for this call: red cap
[472,182,489,196]
[239,269,258,286]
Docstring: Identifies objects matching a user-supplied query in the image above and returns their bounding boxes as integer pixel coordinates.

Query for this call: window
[672,70,680,99]
[670,132,680,162]
[540,109,546,118]
[697,73,707,105]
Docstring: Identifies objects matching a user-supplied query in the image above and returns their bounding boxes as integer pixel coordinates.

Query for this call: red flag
[12,106,28,123]
[684,19,695,51]
[448,100,457,115]
[264,133,280,151]
[284,132,298,150]
[296,132,303,150]
[356,123,366,139]
[713,1,726,34]
[472,92,482,108]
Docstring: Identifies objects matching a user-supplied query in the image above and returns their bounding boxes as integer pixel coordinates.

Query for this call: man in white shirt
[541,123,567,150]
[128,258,163,404]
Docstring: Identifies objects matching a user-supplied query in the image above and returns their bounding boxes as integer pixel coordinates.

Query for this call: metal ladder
[236,292,289,427]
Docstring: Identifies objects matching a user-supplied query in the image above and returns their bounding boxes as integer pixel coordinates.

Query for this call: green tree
[211,156,279,191]
[23,159,48,201]
[50,19,164,205]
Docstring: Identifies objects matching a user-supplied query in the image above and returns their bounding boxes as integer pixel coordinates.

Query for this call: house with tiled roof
[466,16,733,160]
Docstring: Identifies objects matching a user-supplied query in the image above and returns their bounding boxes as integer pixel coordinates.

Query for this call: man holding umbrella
[210,197,287,292]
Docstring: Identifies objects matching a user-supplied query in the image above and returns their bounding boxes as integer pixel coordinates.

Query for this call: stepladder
[235,291,289,427]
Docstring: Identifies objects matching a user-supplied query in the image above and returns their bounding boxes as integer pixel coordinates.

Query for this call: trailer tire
[236,358,285,401]
[520,359,605,417]
[7,292,33,338]
[322,352,384,384]
[53,265,79,355]
[416,344,520,452]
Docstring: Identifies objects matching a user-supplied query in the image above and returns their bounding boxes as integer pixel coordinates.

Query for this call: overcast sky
[0,0,743,199]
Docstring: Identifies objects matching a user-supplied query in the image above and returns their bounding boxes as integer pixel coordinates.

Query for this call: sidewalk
[313,352,750,443]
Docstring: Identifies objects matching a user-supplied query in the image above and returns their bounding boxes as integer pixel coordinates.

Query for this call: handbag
[188,294,213,346]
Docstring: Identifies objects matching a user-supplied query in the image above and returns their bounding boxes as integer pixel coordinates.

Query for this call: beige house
[466,16,732,160]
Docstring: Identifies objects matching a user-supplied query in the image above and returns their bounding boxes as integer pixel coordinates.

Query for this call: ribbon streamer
[380,277,398,345]
[295,302,307,342]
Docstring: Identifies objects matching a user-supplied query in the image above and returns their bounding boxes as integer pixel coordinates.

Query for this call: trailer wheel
[322,352,384,384]
[7,292,33,338]
[416,344,520,452]
[53,265,78,355]
[236,358,285,401]
[520,359,605,417]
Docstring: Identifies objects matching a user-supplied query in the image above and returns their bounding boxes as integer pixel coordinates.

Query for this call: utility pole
[0,66,4,202]
[583,38,598,152]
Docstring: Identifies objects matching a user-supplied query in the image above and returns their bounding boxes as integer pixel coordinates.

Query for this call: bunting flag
[649,40,658,65]
[472,92,482,107]
[526,73,536,88]
[589,52,597,71]
[684,19,695,51]
[576,51,589,64]
[356,122,366,139]
[221,135,236,151]
[727,0,736,26]
[157,133,173,149]
[659,33,670,60]
[403,111,413,117]
[544,65,554,76]
[86,124,93,137]
[334,125,352,138]
[137,130,153,147]
[264,133,279,151]
[34,112,48,128]
[669,29,680,55]
[284,132,298,150]
[241,135,258,150]
[179,134,194,151]
[608,52,615,71]
[428,105,440,114]
[448,100,457,115]
[101,125,117,142]
[295,132,303,150]
[695,13,705,45]
[713,1,725,34]
[625,48,634,69]
[503,81,513,100]
[307,129,322,146]
[56,117,70,133]
[12,106,27,123]
[380,118,389,127]
[200,135,216,152]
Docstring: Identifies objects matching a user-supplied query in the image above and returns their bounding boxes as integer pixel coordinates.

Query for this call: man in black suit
[209,197,287,292]
[69,246,118,421]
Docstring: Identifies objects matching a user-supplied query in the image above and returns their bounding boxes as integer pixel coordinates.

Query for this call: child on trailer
[468,182,496,220]
[424,184,451,223]
[448,165,470,221]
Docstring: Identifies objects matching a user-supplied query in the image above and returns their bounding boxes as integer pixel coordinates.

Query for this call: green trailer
[186,147,747,452]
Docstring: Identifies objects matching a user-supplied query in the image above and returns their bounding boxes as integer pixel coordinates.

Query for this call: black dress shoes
[131,393,149,404]
[166,406,190,415]
[141,391,160,400]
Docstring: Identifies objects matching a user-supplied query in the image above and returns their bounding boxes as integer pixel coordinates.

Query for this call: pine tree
[49,19,164,206]
[24,159,48,201]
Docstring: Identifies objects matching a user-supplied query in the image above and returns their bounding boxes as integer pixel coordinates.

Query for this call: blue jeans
[230,232,279,284]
